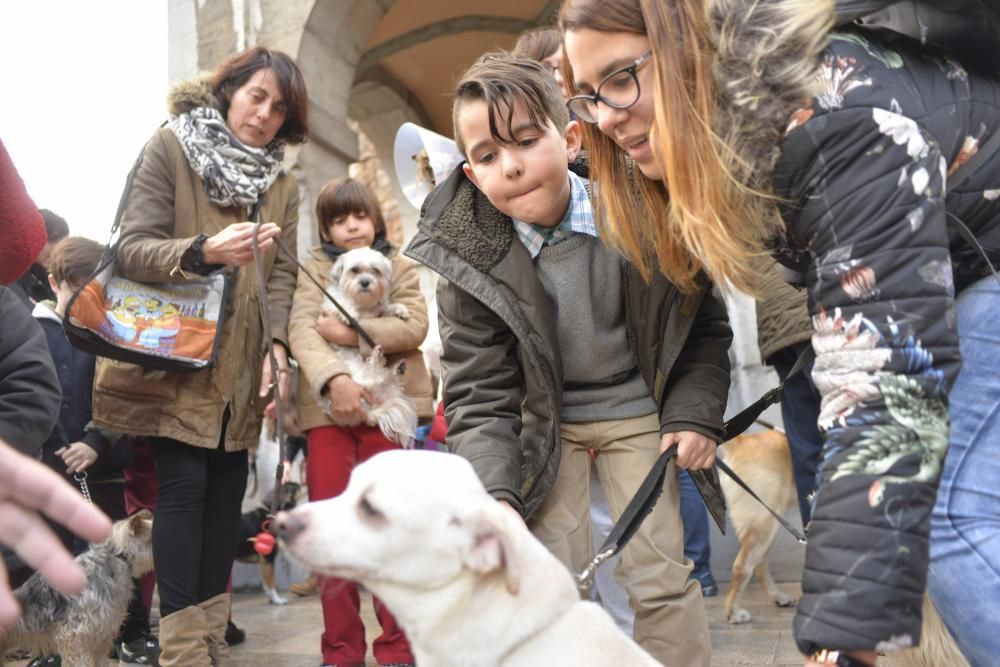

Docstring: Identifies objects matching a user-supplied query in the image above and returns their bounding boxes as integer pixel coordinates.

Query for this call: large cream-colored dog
[720,430,968,666]
[321,247,417,445]
[276,450,661,667]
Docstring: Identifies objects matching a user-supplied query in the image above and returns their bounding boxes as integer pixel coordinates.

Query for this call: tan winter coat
[754,258,811,363]
[289,246,434,432]
[92,81,299,452]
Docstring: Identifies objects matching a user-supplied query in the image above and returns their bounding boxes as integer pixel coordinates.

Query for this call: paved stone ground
[8,580,929,666]
[224,581,807,666]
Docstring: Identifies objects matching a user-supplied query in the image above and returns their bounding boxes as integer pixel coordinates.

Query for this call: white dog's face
[273,451,655,667]
[330,247,393,314]
[276,450,525,594]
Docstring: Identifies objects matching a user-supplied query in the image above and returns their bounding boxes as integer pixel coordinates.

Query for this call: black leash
[720,345,814,442]
[251,227,378,518]
[272,237,378,349]
[577,345,815,590]
[251,220,290,518]
[716,456,806,544]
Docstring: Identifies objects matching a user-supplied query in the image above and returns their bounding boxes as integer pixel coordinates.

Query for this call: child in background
[288,177,433,667]
[32,236,160,667]
[404,53,732,665]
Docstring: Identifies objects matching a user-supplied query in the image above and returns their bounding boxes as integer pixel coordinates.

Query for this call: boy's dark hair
[48,236,104,287]
[512,27,562,62]
[212,46,309,145]
[315,177,387,244]
[452,51,570,156]
[39,209,69,243]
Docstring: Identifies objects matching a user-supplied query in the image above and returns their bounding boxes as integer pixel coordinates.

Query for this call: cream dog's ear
[376,253,393,280]
[330,255,348,285]
[460,502,523,595]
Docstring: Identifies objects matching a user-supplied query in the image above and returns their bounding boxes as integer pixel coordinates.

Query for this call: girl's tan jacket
[289,246,434,432]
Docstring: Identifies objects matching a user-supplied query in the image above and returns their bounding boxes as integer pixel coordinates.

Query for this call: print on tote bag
[69,268,228,367]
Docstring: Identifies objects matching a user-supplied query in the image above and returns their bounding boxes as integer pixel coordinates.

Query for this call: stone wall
[348,120,404,247]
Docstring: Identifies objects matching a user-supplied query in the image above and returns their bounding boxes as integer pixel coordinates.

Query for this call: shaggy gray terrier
[0,510,154,667]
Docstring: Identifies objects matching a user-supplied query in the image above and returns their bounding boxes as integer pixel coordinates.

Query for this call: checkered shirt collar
[512,170,597,259]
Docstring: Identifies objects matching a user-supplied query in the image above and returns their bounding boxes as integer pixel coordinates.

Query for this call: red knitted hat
[0,138,46,284]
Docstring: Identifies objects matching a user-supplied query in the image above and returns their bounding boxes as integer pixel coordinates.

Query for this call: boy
[32,236,161,666]
[404,53,732,666]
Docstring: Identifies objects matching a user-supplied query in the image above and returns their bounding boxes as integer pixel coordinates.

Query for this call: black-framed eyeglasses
[566,51,653,124]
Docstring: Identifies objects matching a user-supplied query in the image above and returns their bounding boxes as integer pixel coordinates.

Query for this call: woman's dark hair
[513,27,562,62]
[315,177,387,244]
[212,46,309,144]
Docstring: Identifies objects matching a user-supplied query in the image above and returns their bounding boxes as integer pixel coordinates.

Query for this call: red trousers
[124,437,159,615]
[306,424,414,666]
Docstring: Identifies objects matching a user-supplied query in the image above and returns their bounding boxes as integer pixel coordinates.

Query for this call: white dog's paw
[387,303,410,320]
[774,592,797,607]
[728,608,752,624]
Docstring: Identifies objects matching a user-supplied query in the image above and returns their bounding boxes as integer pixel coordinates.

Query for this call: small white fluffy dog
[322,247,417,445]
[276,450,661,667]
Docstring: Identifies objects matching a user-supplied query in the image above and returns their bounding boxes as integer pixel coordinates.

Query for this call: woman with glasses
[559,1,1000,666]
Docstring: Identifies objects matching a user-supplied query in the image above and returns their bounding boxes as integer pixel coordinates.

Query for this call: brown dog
[719,429,798,624]
[719,430,968,666]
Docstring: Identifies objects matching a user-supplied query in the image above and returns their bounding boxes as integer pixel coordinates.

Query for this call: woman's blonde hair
[560,0,779,294]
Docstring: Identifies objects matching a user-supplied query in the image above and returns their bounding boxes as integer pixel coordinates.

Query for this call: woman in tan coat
[289,177,432,667]
[91,46,308,666]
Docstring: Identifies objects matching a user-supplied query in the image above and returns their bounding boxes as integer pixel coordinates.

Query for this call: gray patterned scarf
[169,107,284,207]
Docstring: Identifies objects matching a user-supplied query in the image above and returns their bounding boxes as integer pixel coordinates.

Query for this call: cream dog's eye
[359,495,384,520]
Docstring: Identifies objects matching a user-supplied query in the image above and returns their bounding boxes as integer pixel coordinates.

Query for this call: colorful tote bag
[65,256,231,372]
[64,131,234,372]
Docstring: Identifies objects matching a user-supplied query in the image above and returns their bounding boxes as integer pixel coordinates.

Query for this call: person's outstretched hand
[0,437,112,629]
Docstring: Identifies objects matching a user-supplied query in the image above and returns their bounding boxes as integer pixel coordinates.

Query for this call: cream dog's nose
[274,510,307,542]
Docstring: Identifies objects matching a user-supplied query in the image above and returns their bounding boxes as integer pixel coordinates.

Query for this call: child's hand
[55,442,99,474]
[316,310,359,346]
[326,375,372,424]
[661,431,716,470]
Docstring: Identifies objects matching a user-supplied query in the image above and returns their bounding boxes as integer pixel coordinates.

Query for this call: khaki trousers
[528,413,711,667]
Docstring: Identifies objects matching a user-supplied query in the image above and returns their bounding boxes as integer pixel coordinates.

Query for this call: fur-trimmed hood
[166,74,219,116]
[706,0,835,192]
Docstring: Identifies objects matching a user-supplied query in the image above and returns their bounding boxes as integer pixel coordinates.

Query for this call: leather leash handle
[577,345,816,589]
[578,446,677,590]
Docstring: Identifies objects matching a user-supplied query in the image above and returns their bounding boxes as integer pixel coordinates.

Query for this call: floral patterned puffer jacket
[771,27,1000,654]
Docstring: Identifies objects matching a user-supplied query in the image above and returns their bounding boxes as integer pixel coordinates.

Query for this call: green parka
[92,78,299,452]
